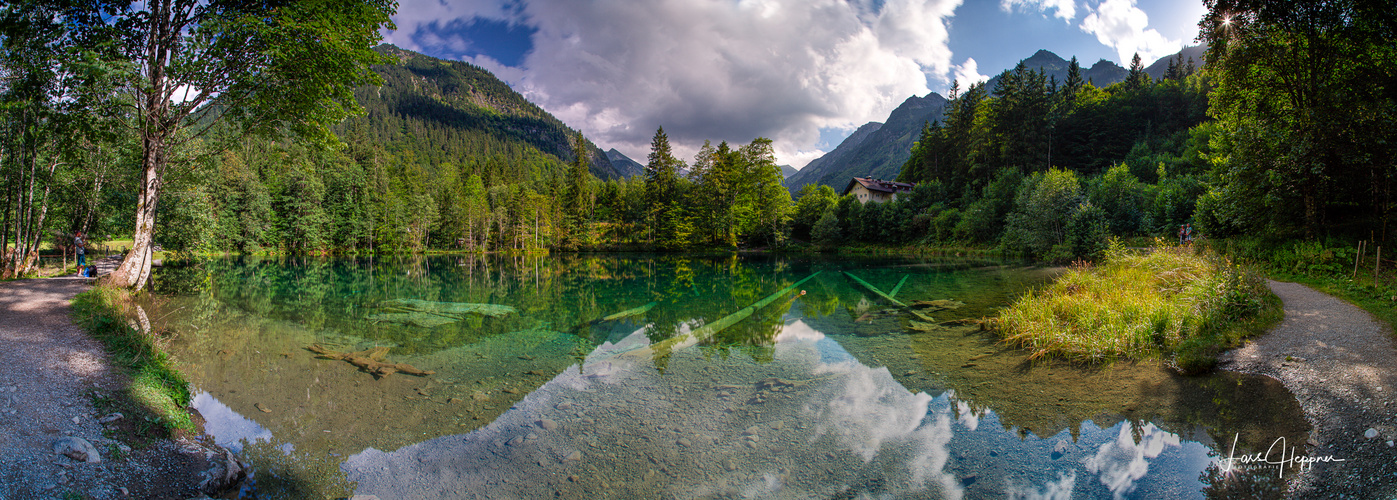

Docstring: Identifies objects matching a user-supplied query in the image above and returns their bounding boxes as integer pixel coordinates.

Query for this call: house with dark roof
[842,177,916,204]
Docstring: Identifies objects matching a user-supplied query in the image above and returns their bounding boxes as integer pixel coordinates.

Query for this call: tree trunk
[110,147,164,290]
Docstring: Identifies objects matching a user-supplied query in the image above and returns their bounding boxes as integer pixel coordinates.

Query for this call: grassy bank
[71,285,194,437]
[995,241,1280,374]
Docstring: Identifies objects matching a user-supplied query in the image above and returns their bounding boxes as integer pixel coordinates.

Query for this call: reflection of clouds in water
[811,360,934,461]
[1006,471,1076,500]
[191,391,273,452]
[774,319,825,343]
[808,344,961,499]
[955,398,979,431]
[1086,422,1181,499]
[344,324,964,499]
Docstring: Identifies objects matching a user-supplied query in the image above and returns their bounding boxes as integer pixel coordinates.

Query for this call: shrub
[811,210,842,247]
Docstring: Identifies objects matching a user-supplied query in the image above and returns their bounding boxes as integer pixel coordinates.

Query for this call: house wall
[851,184,894,204]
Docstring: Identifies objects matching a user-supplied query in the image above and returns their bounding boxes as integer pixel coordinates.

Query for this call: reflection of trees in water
[153,254,1030,362]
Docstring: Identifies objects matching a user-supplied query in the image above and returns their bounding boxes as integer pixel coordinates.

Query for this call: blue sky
[381,0,1207,168]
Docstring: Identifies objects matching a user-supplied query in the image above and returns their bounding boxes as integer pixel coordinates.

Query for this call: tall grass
[71,285,194,433]
[995,240,1279,373]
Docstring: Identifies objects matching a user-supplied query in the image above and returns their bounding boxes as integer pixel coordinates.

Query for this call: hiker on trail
[74,232,86,267]
[1178,224,1186,245]
[1185,223,1194,243]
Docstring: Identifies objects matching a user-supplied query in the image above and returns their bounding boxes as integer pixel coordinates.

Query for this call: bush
[1067,202,1111,260]
[930,208,961,242]
[1002,168,1083,258]
[811,210,842,247]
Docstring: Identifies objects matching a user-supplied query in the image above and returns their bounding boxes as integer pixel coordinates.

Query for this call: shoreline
[0,260,246,499]
[1218,280,1397,499]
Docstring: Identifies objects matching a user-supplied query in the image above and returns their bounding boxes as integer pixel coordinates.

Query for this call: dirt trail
[1220,280,1397,499]
[0,257,226,500]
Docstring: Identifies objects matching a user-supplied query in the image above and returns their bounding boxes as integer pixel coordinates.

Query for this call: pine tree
[644,126,684,248]
[1126,53,1150,90]
[564,131,592,246]
[1064,56,1083,94]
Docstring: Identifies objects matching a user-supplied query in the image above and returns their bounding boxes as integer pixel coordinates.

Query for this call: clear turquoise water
[148,254,1309,499]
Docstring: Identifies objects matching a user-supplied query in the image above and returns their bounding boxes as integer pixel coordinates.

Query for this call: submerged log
[306,344,435,378]
[367,298,518,328]
[843,272,908,308]
[911,299,966,310]
[619,272,821,360]
[602,301,658,321]
[889,275,910,298]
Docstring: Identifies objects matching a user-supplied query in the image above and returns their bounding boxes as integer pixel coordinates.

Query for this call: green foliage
[1066,202,1110,260]
[1002,168,1082,259]
[811,210,841,247]
[791,184,839,240]
[1200,0,1396,239]
[996,242,1276,372]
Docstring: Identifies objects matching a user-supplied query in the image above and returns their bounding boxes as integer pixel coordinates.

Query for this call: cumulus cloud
[390,0,963,167]
[951,58,989,87]
[1001,0,1076,21]
[1079,0,1183,66]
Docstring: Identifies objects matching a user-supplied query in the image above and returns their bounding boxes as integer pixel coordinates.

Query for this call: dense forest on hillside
[1,0,1393,274]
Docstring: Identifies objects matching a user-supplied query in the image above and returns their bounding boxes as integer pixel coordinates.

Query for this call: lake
[145,254,1309,499]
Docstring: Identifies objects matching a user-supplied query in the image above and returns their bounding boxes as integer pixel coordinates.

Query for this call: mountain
[1144,45,1207,80]
[1083,59,1128,87]
[780,165,797,178]
[984,50,1128,92]
[783,94,946,193]
[605,149,645,178]
[342,44,622,180]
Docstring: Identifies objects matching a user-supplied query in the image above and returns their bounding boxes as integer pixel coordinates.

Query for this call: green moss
[71,285,195,434]
[995,239,1276,373]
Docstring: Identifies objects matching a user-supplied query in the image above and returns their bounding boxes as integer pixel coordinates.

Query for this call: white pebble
[1365,428,1379,439]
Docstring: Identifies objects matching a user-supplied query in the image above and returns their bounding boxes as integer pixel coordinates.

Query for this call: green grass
[995,240,1279,373]
[71,285,194,435]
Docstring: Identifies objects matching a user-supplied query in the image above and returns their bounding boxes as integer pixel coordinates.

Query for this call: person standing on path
[74,232,86,267]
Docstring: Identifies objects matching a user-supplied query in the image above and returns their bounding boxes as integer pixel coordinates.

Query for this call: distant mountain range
[784,46,1205,194]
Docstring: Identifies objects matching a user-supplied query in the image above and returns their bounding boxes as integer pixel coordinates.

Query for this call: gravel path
[0,257,233,500]
[1219,280,1397,499]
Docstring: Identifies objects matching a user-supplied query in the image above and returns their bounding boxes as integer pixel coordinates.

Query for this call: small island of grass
[995,241,1281,374]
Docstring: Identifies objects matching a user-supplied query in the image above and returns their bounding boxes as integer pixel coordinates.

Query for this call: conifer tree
[644,126,684,247]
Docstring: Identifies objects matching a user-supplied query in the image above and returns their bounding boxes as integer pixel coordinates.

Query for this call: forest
[0,0,1393,277]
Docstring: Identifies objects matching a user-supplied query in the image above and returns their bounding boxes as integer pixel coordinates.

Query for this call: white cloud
[390,0,963,168]
[951,57,989,86]
[1079,0,1183,66]
[381,0,516,54]
[1001,0,1076,21]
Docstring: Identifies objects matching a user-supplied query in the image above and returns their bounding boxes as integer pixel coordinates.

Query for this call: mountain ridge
[346,44,622,180]
[785,45,1207,194]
